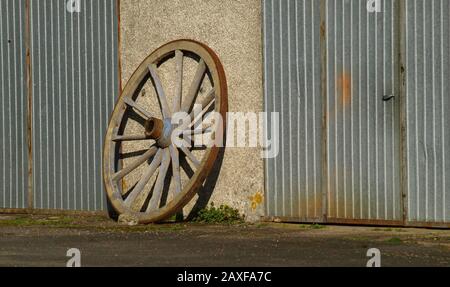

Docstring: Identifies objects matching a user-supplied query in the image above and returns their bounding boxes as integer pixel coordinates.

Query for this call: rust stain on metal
[337,72,351,106]
[326,218,404,227]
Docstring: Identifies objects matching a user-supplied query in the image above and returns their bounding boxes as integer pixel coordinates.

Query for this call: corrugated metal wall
[264,0,450,227]
[29,0,119,211]
[264,0,323,221]
[405,0,450,224]
[0,0,29,209]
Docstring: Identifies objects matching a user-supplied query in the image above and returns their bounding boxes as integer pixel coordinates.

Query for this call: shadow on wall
[186,146,226,221]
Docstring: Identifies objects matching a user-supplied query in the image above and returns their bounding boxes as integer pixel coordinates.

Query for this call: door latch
[383,94,395,102]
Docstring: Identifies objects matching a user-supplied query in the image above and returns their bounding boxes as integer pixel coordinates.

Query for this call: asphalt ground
[0,215,449,267]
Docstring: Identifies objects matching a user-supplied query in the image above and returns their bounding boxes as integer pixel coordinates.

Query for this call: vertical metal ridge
[90,0,97,210]
[96,0,102,209]
[342,0,347,219]
[431,0,437,221]
[295,0,301,218]
[281,0,286,216]
[391,0,395,220]
[366,0,371,219]
[262,0,269,217]
[56,0,63,209]
[12,0,18,208]
[44,0,49,209]
[325,0,331,219]
[441,0,446,222]
[320,0,328,221]
[382,0,387,220]
[303,0,308,218]
[269,0,275,217]
[333,0,338,218]
[287,0,293,217]
[399,0,409,224]
[25,0,32,209]
[6,0,12,208]
[358,0,363,218]
[84,0,90,210]
[64,0,70,209]
[311,0,318,218]
[350,0,355,219]
[374,0,379,220]
[1,0,5,207]
[423,0,428,221]
[50,0,56,209]
[77,1,83,210]
[70,3,76,210]
[413,0,419,220]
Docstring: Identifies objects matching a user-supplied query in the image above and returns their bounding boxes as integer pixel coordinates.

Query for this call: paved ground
[0,214,449,267]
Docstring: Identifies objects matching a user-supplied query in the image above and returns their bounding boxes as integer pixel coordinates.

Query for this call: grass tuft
[385,237,403,245]
[193,203,244,224]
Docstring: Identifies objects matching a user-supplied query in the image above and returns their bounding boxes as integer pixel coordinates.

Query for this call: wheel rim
[103,40,228,223]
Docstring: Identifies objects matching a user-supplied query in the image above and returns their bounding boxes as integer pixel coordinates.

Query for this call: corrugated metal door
[264,0,324,221]
[325,0,402,224]
[1,0,119,212]
[0,0,29,209]
[264,0,403,224]
[29,0,119,211]
[404,0,450,226]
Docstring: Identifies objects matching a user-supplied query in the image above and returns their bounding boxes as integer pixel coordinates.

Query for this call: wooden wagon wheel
[103,40,227,224]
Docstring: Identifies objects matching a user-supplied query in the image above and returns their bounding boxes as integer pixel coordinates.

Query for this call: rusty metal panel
[404,0,450,224]
[263,0,323,220]
[30,0,119,210]
[0,0,29,209]
[325,0,402,222]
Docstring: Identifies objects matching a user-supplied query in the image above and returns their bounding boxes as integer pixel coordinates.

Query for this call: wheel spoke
[169,145,181,195]
[148,64,171,118]
[190,99,215,130]
[124,149,163,206]
[181,122,214,144]
[147,149,171,212]
[180,146,201,169]
[201,88,216,110]
[175,93,215,133]
[119,149,148,160]
[122,96,153,119]
[112,146,157,181]
[112,134,152,142]
[173,50,183,113]
[180,59,206,113]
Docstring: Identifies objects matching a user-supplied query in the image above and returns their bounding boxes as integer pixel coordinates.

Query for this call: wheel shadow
[184,146,226,221]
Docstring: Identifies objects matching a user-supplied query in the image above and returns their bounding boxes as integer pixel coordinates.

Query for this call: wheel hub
[145,117,173,148]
